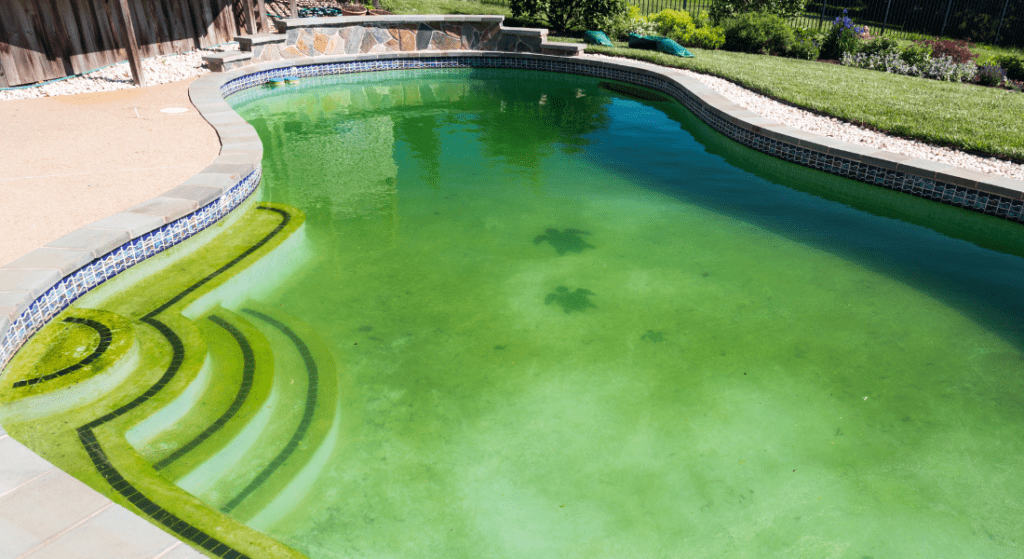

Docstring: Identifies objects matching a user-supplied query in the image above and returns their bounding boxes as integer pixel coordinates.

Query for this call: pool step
[126,309,276,481]
[201,50,254,72]
[164,304,342,528]
[0,309,138,422]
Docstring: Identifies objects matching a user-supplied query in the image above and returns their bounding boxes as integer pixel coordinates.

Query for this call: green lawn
[365,1,1024,163]
[384,0,511,18]
[567,42,1024,163]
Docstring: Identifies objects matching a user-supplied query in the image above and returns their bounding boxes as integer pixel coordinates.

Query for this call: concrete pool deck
[0,78,216,559]
[0,77,220,268]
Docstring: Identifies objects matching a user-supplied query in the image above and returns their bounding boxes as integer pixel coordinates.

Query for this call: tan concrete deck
[0,77,220,267]
[0,77,218,559]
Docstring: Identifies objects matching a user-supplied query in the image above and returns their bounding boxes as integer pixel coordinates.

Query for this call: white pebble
[587,53,1023,182]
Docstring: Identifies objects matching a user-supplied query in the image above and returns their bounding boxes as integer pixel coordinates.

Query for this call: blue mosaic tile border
[0,170,261,370]
[222,55,1024,223]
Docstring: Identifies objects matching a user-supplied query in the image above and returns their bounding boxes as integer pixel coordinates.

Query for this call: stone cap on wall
[274,14,506,31]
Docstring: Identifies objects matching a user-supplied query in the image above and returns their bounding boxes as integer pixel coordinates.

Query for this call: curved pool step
[0,309,138,422]
[0,203,315,559]
[172,304,342,527]
[127,308,276,481]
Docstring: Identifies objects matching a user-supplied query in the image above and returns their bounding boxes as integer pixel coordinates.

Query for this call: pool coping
[2,49,1024,559]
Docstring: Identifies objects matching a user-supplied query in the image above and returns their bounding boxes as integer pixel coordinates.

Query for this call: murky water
[13,67,1022,559]
[225,69,1024,558]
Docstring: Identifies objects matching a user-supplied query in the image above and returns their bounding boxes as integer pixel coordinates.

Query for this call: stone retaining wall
[247,16,549,66]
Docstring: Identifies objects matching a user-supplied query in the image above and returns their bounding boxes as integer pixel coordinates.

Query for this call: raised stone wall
[234,15,563,68]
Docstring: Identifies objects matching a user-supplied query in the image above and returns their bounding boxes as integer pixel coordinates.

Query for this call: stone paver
[3,248,96,277]
[156,542,208,559]
[0,469,111,558]
[86,211,166,238]
[0,268,63,299]
[0,436,56,498]
[24,504,181,559]
[45,228,132,259]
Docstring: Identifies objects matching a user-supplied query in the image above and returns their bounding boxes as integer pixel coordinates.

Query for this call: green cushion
[583,30,614,47]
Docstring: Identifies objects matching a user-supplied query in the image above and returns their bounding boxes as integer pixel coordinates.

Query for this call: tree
[709,0,808,24]
[510,0,627,34]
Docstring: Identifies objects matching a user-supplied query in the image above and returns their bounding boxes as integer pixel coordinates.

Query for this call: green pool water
[227,69,1024,558]
[6,68,1024,558]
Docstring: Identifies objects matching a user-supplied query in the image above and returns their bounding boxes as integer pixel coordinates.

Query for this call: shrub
[723,12,795,55]
[603,4,652,39]
[649,8,693,34]
[994,53,1024,81]
[976,63,1007,86]
[842,51,920,76]
[792,26,821,44]
[819,9,864,60]
[709,0,807,25]
[786,38,820,60]
[684,25,727,49]
[921,56,976,81]
[899,42,932,68]
[510,0,625,33]
[842,51,977,82]
[650,9,725,49]
[916,38,977,64]
[860,36,900,57]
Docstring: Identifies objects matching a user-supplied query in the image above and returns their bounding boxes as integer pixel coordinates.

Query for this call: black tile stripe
[13,317,113,388]
[154,315,256,471]
[222,309,319,514]
[143,206,292,321]
[73,205,293,559]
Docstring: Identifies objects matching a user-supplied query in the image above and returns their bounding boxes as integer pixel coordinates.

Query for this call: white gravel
[0,44,238,101]
[4,47,1021,181]
[586,53,1024,181]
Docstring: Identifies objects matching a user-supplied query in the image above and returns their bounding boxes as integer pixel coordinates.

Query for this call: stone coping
[234,34,287,48]
[274,14,505,30]
[3,49,1024,559]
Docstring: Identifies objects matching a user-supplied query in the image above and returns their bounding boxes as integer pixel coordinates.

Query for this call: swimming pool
[3,54,1024,559]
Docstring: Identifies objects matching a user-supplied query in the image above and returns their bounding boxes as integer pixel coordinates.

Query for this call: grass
[559,41,1024,163]
[383,0,512,18]
[342,0,1024,163]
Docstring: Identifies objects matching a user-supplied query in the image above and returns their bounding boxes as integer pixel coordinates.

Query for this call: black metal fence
[627,0,1024,47]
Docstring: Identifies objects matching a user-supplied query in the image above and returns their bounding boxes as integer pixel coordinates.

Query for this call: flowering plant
[842,51,978,83]
[820,9,864,59]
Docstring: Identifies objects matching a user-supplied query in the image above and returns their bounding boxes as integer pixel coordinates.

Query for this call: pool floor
[3,69,1024,558]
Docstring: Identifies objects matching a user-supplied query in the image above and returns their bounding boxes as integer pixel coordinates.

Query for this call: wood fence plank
[71,0,109,73]
[115,0,146,85]
[35,0,75,77]
[243,0,257,35]
[172,0,201,50]
[0,0,25,86]
[192,0,217,48]
[258,0,269,32]
[22,0,66,82]
[90,0,124,65]
[162,0,195,52]
[52,0,95,75]
[130,0,160,57]
[210,0,237,45]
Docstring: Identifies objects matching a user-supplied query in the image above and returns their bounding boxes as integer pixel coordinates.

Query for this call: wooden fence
[0,0,249,87]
